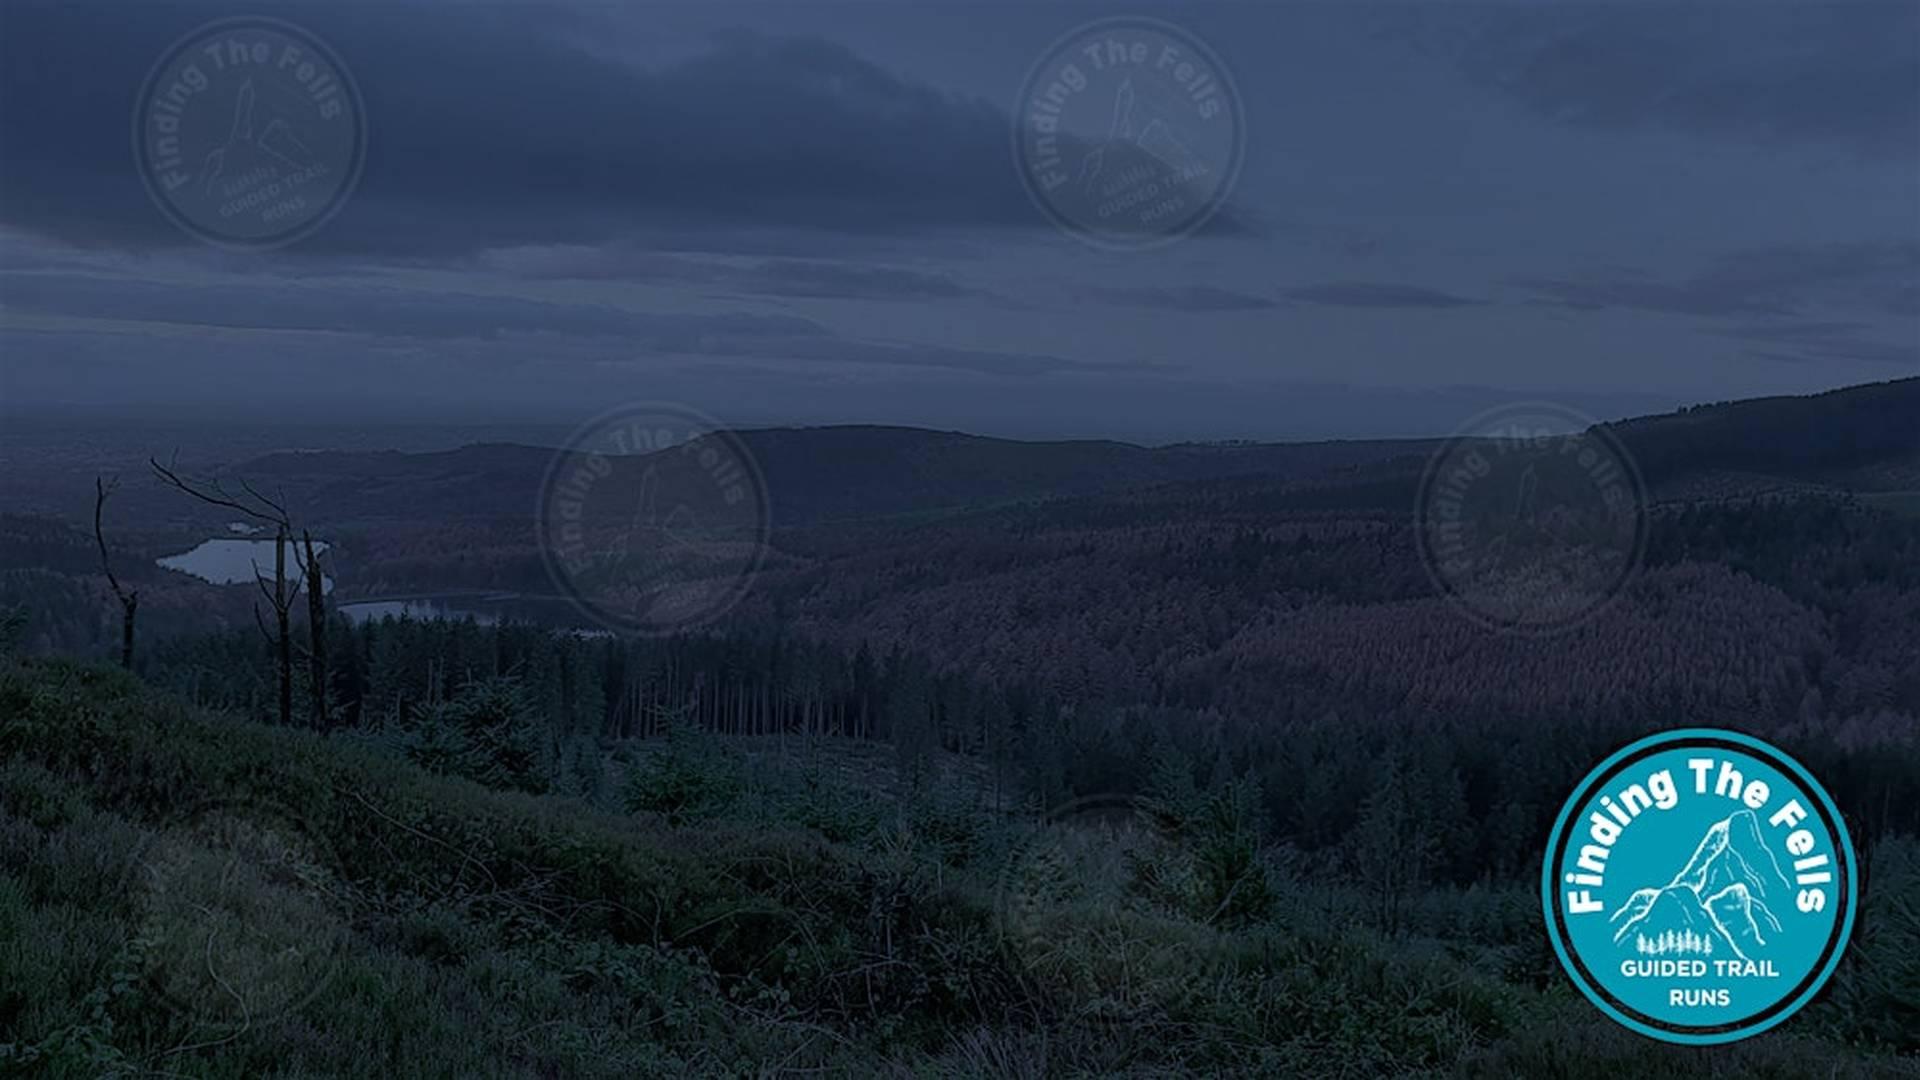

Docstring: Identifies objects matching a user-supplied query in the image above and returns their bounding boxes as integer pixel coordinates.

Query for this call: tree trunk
[304,531,328,729]
[93,476,138,670]
[276,529,292,727]
[120,596,137,669]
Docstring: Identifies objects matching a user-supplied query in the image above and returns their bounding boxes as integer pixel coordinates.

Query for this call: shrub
[783,764,887,844]
[620,719,742,825]
[396,677,554,795]
[905,789,998,869]
[3,658,1914,1078]
[0,605,27,661]
[1130,754,1277,927]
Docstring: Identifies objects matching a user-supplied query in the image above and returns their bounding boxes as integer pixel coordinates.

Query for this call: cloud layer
[1,3,1033,255]
[1457,2,1920,154]
[1285,282,1485,309]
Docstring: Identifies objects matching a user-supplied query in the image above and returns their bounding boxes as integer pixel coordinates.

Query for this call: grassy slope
[1,659,1914,1078]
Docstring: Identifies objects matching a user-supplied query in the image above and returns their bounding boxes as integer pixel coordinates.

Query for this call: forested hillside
[1607,378,1920,489]
[3,657,1916,1077]
[142,377,1920,528]
[3,382,1918,1075]
[206,427,1441,528]
[3,0,1912,1065]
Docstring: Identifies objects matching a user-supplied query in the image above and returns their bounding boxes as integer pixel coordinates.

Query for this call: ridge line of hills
[213,378,1916,526]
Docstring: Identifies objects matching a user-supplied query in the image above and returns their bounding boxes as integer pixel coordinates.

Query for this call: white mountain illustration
[200,79,319,194]
[600,464,703,580]
[1078,78,1206,189]
[1608,809,1790,961]
[1133,118,1204,180]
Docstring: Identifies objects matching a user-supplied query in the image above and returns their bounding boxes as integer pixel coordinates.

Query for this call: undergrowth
[1,658,1914,1078]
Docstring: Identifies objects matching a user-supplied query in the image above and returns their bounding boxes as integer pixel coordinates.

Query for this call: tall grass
[2,658,1913,1077]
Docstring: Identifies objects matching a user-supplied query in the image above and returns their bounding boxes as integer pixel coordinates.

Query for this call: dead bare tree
[297,529,329,729]
[151,456,327,728]
[260,522,295,729]
[92,476,138,669]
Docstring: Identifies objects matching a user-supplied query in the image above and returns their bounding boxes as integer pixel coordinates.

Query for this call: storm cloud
[1093,286,1278,312]
[0,270,829,342]
[1521,243,1920,320]
[0,2,1034,256]
[1454,2,1920,154]
[1713,320,1920,368]
[1283,282,1486,309]
[1,1,1913,438]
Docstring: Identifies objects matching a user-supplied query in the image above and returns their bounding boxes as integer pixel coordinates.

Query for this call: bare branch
[93,476,129,600]
[93,474,139,669]
[252,603,276,649]
[238,476,291,524]
[149,456,288,526]
[252,560,283,610]
[153,452,301,726]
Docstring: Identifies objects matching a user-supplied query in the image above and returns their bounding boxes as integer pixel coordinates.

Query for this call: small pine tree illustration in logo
[1634,927,1717,957]
[1545,730,1859,1044]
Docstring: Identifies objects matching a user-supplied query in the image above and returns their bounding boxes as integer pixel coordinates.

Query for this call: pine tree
[1352,753,1435,936]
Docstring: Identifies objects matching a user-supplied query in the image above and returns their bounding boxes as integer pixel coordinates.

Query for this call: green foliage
[1349,752,1442,936]
[2,658,1913,1078]
[904,787,998,869]
[554,734,610,805]
[0,604,26,661]
[619,715,742,825]
[1129,751,1278,927]
[1810,833,1920,1055]
[781,764,887,844]
[397,677,554,795]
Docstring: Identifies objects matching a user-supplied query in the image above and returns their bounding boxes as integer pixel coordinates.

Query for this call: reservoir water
[158,541,599,634]
[337,593,608,635]
[157,538,334,593]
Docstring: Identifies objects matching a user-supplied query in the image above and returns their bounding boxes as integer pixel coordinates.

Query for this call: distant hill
[1604,377,1920,492]
[1111,378,1920,518]
[229,426,1440,526]
[212,378,1919,526]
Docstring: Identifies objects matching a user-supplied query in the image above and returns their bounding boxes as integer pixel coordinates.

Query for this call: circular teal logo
[1542,729,1857,1044]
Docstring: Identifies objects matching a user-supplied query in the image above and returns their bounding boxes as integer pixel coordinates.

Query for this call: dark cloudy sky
[1,0,1915,442]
